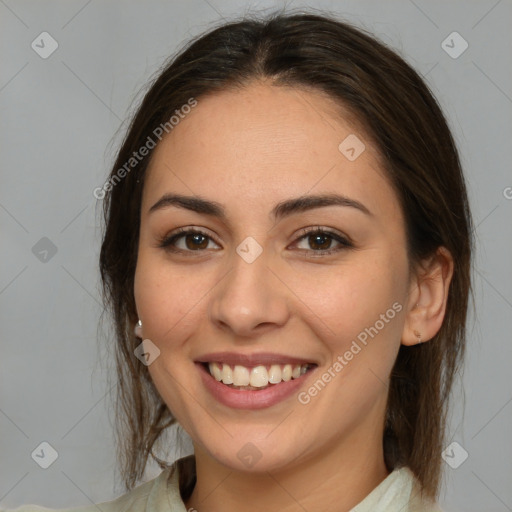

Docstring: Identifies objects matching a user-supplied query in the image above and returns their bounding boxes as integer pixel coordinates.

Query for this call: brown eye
[307,232,334,251]
[158,228,220,253]
[183,232,209,250]
[293,227,353,256]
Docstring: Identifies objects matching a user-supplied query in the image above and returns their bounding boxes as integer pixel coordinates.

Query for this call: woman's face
[134,82,414,473]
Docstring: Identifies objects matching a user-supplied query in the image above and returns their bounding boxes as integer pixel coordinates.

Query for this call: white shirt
[4,456,443,512]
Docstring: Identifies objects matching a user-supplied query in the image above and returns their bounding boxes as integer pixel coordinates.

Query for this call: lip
[196,361,317,410]
[195,351,317,367]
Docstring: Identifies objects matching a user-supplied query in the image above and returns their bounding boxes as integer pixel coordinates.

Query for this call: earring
[134,320,142,338]
[413,329,422,344]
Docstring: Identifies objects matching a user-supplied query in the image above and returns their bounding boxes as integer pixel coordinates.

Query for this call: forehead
[142,82,400,223]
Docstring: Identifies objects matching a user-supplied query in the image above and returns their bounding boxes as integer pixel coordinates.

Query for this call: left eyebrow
[148,192,372,220]
[271,193,372,219]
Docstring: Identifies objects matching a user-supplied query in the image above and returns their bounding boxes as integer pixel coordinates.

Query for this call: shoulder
[1,467,177,512]
[345,466,444,512]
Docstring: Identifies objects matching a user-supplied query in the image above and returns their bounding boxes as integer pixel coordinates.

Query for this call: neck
[184,427,389,512]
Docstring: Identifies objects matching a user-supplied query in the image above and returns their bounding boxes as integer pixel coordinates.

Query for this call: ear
[401,246,454,346]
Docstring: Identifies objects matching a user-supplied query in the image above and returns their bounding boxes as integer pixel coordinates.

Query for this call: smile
[206,362,314,390]
[196,359,318,410]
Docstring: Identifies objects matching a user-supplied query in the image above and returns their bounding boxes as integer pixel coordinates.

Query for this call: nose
[208,247,290,338]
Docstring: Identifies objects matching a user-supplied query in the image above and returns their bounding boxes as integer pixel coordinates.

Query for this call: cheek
[133,251,216,345]
[295,260,405,333]
[286,255,407,379]
[133,252,211,424]
[289,261,407,429]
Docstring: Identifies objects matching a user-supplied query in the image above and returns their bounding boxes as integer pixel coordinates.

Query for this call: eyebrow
[148,192,372,221]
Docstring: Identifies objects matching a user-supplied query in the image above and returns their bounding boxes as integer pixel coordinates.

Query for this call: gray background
[1,0,511,510]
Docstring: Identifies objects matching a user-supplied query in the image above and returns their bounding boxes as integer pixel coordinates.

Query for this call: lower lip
[196,363,316,410]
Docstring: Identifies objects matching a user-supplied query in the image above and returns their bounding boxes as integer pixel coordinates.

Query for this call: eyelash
[157,226,353,257]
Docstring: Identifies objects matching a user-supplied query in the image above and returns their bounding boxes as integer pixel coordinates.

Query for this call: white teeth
[268,364,282,384]
[222,363,233,384]
[233,365,250,386]
[249,366,269,388]
[211,362,222,381]
[207,362,312,388]
[282,364,292,382]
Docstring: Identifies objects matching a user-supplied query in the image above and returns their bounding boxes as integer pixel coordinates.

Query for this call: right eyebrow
[149,193,226,217]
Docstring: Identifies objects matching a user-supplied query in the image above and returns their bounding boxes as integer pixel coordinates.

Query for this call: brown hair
[99,9,473,501]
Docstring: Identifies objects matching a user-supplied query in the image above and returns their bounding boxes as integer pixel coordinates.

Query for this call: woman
[7,10,472,512]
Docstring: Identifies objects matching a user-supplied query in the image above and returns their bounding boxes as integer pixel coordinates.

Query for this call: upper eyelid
[164,227,218,243]
[295,226,350,240]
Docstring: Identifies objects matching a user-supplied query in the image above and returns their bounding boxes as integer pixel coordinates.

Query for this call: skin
[133,81,453,512]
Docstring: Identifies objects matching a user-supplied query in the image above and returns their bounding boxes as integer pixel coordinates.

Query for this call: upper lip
[195,352,317,367]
